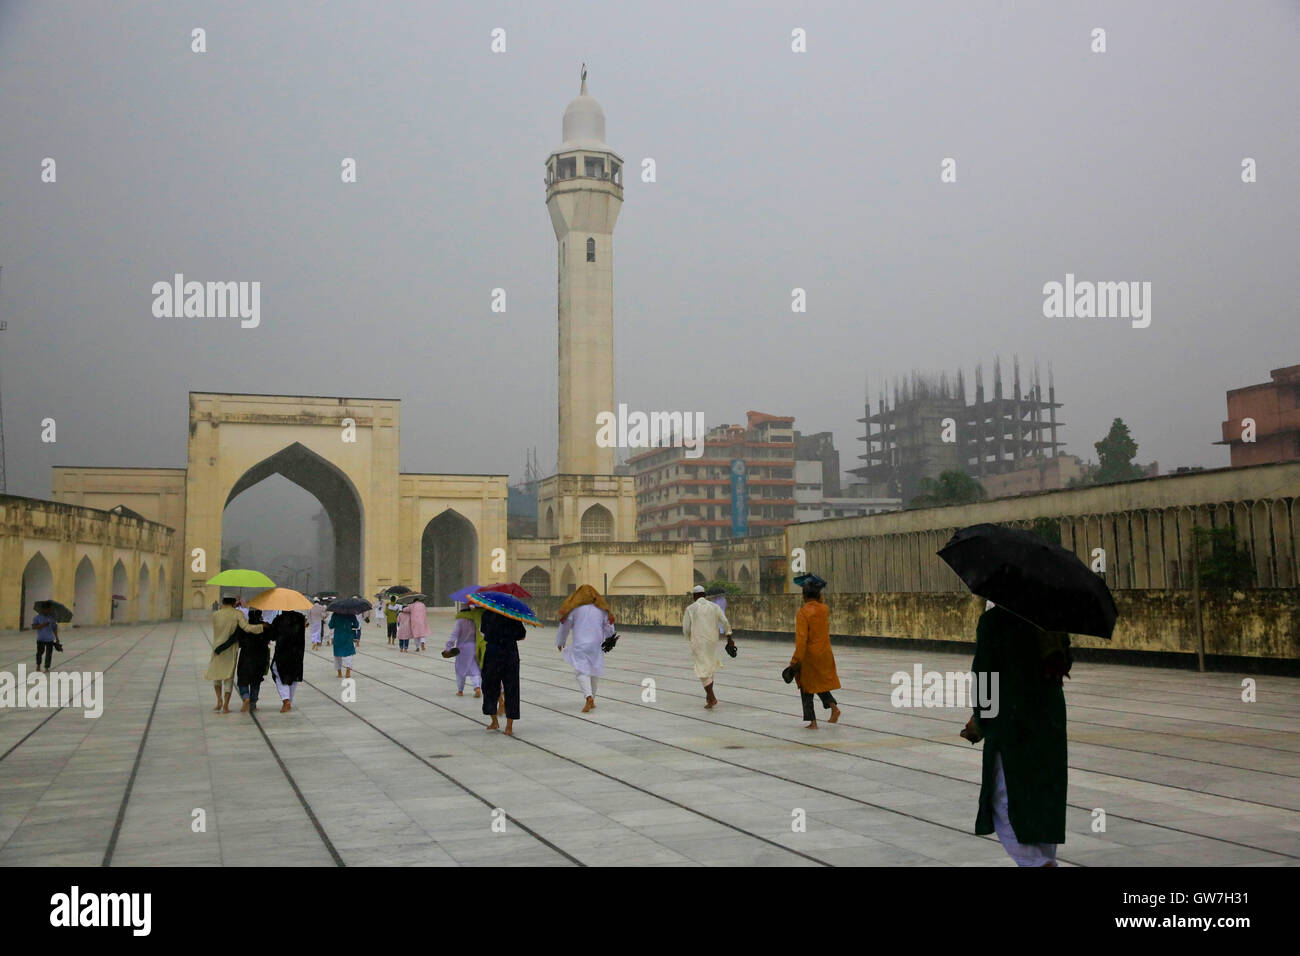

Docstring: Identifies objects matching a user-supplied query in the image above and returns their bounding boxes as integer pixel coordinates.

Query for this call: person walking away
[961,602,1069,867]
[384,599,400,645]
[396,601,413,652]
[306,599,327,650]
[215,610,275,713]
[556,584,614,713]
[682,585,734,708]
[32,602,59,673]
[790,580,840,729]
[270,610,306,712]
[205,597,265,714]
[480,608,526,735]
[408,598,430,652]
[331,611,361,678]
[443,611,482,696]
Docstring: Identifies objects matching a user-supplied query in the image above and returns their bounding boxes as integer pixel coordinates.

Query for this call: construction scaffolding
[850,357,1064,502]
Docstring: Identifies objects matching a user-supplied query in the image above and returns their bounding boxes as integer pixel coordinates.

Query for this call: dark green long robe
[970,605,1068,845]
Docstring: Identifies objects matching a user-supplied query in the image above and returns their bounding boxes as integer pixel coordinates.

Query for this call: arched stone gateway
[20,553,54,628]
[421,510,477,606]
[225,442,365,597]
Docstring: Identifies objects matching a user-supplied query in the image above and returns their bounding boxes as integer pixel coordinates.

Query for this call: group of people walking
[193,568,1067,868]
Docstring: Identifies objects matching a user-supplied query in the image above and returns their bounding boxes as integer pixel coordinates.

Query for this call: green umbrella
[206,569,276,589]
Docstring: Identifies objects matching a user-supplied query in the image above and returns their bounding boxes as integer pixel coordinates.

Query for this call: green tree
[704,579,743,596]
[909,470,988,509]
[1192,527,1255,589]
[1028,516,1061,545]
[1093,418,1145,485]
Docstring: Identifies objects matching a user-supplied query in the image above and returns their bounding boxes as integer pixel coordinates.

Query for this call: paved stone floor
[1,612,1297,867]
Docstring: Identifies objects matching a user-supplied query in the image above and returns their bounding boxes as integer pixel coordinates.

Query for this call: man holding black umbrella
[32,602,60,673]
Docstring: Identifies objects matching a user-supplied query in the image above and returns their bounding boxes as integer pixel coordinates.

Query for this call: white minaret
[546,66,623,476]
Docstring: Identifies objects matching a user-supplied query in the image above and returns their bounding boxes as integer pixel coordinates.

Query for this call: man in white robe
[682,585,734,708]
[556,602,615,712]
[306,600,328,650]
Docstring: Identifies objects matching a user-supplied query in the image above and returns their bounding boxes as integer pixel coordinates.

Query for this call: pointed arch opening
[20,553,54,630]
[74,555,98,624]
[580,504,613,542]
[609,560,665,595]
[138,563,153,623]
[520,565,551,598]
[223,442,364,597]
[111,559,129,623]
[421,509,477,606]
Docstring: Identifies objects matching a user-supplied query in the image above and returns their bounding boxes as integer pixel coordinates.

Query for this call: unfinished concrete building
[850,357,1064,503]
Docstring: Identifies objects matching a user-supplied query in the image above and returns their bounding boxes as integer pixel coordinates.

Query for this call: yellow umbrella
[248,587,313,612]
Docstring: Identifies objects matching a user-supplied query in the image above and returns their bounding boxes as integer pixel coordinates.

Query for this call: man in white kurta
[306,601,328,649]
[556,602,615,712]
[682,585,734,708]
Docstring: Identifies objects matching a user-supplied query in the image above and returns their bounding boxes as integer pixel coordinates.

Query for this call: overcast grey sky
[2,0,1296,520]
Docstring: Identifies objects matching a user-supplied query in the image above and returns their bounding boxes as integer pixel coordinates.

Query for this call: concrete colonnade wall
[0,494,175,629]
[786,462,1300,595]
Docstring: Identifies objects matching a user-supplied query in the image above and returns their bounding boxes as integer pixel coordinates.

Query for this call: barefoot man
[205,596,265,714]
[555,584,615,713]
[682,584,734,709]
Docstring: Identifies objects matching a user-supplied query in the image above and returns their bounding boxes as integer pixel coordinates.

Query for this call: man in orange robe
[789,576,841,729]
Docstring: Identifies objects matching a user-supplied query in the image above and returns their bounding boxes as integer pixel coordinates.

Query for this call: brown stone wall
[530,589,1300,663]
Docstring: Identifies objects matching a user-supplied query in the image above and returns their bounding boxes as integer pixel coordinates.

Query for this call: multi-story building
[631,410,797,542]
[1216,364,1300,466]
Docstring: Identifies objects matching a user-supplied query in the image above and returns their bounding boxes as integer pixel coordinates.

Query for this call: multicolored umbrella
[249,587,313,612]
[395,592,428,605]
[479,582,533,599]
[467,590,540,626]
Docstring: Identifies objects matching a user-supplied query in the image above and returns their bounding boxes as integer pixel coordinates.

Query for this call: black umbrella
[938,523,1117,639]
[35,600,74,623]
[601,633,619,654]
[312,590,338,601]
[327,596,372,614]
[384,585,413,596]
[704,586,728,597]
[396,592,428,605]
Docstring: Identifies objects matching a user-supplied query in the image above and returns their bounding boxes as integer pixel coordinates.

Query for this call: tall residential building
[631,411,797,542]
[1216,364,1300,466]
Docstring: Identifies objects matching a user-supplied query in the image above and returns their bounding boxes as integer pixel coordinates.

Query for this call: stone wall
[530,589,1300,665]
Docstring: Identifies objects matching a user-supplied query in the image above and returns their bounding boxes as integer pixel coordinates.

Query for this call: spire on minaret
[580,63,587,95]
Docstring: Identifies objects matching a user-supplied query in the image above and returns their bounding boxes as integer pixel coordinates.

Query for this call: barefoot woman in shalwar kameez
[443,612,482,696]
[555,585,615,712]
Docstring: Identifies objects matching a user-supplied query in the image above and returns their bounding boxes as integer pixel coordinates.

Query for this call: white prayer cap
[692,585,706,594]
